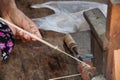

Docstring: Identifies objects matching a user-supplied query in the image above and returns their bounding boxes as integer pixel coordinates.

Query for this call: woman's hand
[0,0,42,41]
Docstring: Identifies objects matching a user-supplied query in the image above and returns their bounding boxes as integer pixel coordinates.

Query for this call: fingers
[23,18,42,41]
[29,24,42,40]
[16,30,30,41]
[3,8,42,41]
[11,10,42,41]
[78,60,96,80]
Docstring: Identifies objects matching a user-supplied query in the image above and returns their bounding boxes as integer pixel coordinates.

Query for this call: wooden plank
[84,8,108,50]
[106,2,120,80]
[84,8,108,74]
[113,49,120,80]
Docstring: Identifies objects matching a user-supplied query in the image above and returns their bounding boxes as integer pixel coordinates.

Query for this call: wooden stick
[0,17,91,67]
[49,74,81,80]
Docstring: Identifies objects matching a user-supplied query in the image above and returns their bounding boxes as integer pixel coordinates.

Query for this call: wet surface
[0,0,107,80]
[0,30,81,80]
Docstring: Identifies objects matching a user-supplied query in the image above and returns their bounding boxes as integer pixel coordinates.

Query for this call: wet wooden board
[84,8,108,74]
[0,0,105,80]
[0,30,91,80]
[0,30,80,80]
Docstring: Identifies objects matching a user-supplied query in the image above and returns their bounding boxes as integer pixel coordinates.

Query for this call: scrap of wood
[113,49,120,80]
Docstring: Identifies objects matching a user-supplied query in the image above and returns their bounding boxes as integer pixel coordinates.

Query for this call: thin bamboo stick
[0,17,91,68]
[49,73,81,80]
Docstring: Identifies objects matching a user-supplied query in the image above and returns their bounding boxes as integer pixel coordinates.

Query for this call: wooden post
[106,1,120,80]
[113,49,120,80]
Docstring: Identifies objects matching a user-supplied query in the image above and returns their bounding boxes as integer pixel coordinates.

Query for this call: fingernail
[24,35,29,40]
[32,38,36,41]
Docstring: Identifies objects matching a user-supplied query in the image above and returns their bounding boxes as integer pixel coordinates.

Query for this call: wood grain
[112,49,120,80]
[106,3,120,80]
[84,8,108,74]
[0,30,80,80]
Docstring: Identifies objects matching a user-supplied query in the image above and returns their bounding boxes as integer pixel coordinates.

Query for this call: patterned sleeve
[0,20,14,62]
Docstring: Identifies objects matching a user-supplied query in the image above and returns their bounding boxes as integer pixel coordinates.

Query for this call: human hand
[78,60,96,80]
[0,0,42,41]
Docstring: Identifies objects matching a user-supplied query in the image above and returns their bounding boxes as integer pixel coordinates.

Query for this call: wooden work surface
[0,30,91,80]
[0,0,95,79]
[0,30,84,80]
